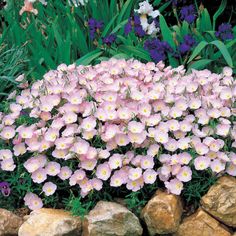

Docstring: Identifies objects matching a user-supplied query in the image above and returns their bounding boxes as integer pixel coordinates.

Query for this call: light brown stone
[201,176,236,227]
[174,208,232,236]
[141,190,183,235]
[0,208,24,236]
[18,208,82,236]
[82,201,143,236]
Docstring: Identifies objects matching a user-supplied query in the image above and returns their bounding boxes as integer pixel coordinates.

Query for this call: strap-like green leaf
[187,41,208,63]
[159,15,176,49]
[210,40,233,67]
[188,59,213,70]
[213,0,227,30]
[76,49,103,66]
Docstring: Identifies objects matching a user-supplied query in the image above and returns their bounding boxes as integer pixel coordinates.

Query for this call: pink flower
[108,154,122,169]
[194,156,211,170]
[138,103,152,117]
[98,149,110,159]
[19,0,38,15]
[154,131,169,144]
[128,121,145,134]
[18,126,34,139]
[220,88,232,100]
[176,166,192,182]
[81,117,97,131]
[117,107,132,120]
[126,178,143,192]
[143,169,157,184]
[31,168,47,183]
[45,128,59,142]
[165,178,183,195]
[90,178,103,191]
[24,193,43,210]
[72,140,90,155]
[128,131,146,144]
[147,144,160,157]
[210,159,225,173]
[226,163,236,176]
[216,124,230,136]
[128,167,142,181]
[0,126,16,140]
[1,158,16,171]
[140,156,154,169]
[110,173,124,187]
[58,166,72,180]
[63,112,77,124]
[179,152,192,165]
[115,134,130,146]
[13,143,26,156]
[0,149,13,160]
[45,162,61,176]
[194,143,209,155]
[80,159,97,171]
[96,163,111,180]
[42,182,57,196]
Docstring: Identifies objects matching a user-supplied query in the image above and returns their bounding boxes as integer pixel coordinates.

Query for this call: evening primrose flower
[165,178,183,195]
[128,167,142,181]
[96,163,111,181]
[176,166,192,182]
[42,182,57,196]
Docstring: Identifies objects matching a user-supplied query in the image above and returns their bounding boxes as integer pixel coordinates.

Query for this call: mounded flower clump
[0,58,235,210]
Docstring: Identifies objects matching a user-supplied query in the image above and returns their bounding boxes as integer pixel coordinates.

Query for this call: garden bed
[0,1,235,235]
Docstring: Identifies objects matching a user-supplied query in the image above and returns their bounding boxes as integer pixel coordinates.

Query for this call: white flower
[140,15,149,31]
[147,21,159,35]
[134,0,160,35]
[135,0,153,15]
[69,0,88,7]
[149,10,160,18]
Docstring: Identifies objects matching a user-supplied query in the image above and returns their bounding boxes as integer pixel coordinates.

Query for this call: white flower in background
[135,0,153,15]
[134,0,160,35]
[68,0,88,7]
[135,0,160,18]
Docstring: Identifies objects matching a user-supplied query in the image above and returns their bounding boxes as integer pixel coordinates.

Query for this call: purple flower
[172,0,188,6]
[102,34,117,46]
[133,15,146,37]
[179,34,196,54]
[124,15,146,38]
[180,5,196,24]
[0,181,11,197]
[88,18,104,40]
[144,38,173,62]
[124,18,132,35]
[215,23,234,41]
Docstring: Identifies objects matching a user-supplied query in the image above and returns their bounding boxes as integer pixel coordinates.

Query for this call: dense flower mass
[144,38,173,62]
[215,23,234,41]
[0,59,235,210]
[88,18,104,40]
[178,34,196,55]
[180,5,196,24]
[102,34,117,46]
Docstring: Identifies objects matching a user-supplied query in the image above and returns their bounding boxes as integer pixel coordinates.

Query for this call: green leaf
[111,20,128,34]
[210,40,233,67]
[188,59,213,70]
[76,49,103,66]
[101,14,118,37]
[187,41,208,63]
[159,15,176,49]
[118,45,151,61]
[213,0,227,30]
[159,1,171,13]
[117,0,133,24]
[201,9,212,31]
